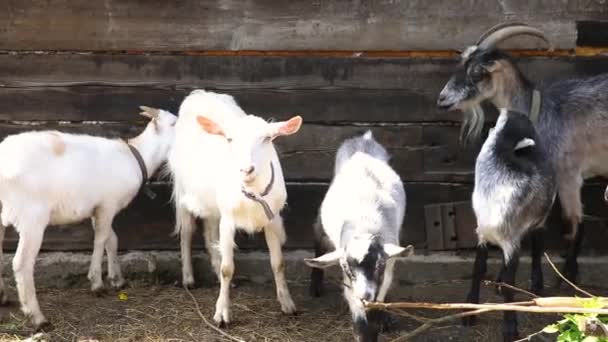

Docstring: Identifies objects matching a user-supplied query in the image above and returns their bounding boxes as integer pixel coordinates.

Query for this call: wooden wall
[0,1,607,252]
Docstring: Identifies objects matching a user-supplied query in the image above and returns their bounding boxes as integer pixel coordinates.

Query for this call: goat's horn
[139,105,160,119]
[479,25,552,51]
[476,22,528,46]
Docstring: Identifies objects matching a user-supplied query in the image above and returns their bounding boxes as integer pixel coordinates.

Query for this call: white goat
[0,106,176,329]
[305,131,413,342]
[168,89,301,326]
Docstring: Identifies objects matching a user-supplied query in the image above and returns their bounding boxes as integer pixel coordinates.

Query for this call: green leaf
[543,324,559,333]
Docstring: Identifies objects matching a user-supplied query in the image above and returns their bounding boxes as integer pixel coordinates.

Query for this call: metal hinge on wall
[424,201,478,251]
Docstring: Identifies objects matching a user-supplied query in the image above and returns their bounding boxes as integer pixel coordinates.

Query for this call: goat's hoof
[213,308,231,328]
[462,315,477,326]
[34,320,54,332]
[110,278,126,290]
[279,298,297,315]
[174,280,197,289]
[91,286,107,297]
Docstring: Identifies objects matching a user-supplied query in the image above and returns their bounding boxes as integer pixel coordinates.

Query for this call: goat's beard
[460,103,485,145]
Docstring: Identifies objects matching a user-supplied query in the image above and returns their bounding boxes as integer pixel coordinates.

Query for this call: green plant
[543,298,608,342]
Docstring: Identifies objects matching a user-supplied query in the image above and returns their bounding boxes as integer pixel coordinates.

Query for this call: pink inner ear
[276,116,303,136]
[196,116,225,136]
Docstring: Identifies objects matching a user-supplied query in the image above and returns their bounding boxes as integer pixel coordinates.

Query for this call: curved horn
[476,22,528,46]
[479,25,552,50]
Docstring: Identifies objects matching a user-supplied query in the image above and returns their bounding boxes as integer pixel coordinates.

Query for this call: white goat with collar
[168,89,301,326]
[0,106,176,330]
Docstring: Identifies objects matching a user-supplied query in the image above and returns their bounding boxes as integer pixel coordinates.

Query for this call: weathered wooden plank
[0,182,472,252]
[1,1,604,50]
[2,56,608,123]
[3,55,608,91]
[0,121,472,182]
[4,182,606,253]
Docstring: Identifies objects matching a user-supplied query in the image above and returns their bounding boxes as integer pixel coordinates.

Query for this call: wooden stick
[389,309,492,342]
[483,280,539,298]
[544,252,595,297]
[365,301,608,315]
[183,286,246,342]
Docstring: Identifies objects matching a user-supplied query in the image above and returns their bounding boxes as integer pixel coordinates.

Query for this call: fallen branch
[365,300,608,315]
[183,286,246,342]
[483,280,539,298]
[389,308,491,342]
[544,252,594,297]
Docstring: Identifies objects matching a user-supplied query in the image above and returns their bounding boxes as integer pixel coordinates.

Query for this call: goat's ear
[139,106,160,119]
[514,138,536,151]
[304,250,341,269]
[196,116,225,137]
[270,115,303,139]
[384,244,414,259]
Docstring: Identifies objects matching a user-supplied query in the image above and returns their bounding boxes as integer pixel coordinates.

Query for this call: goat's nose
[241,166,255,175]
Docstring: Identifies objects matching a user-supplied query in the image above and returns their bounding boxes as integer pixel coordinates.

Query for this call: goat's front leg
[529,229,544,295]
[214,217,236,327]
[203,217,221,283]
[264,217,297,315]
[501,251,520,342]
[463,244,488,326]
[14,222,49,330]
[105,229,125,289]
[89,209,114,294]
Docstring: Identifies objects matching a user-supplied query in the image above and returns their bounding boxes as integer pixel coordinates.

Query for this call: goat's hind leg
[500,251,520,342]
[556,176,584,286]
[13,220,50,330]
[264,217,297,315]
[177,206,197,288]
[463,245,488,326]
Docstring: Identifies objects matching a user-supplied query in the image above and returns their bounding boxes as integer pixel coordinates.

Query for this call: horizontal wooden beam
[3,182,607,253]
[0,121,476,183]
[2,1,605,51]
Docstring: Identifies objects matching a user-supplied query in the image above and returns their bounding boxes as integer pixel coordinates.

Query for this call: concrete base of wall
[5,250,607,290]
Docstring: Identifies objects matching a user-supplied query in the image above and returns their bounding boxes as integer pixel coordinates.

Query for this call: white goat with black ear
[305,131,413,342]
[0,106,176,330]
[468,109,556,341]
[168,89,301,327]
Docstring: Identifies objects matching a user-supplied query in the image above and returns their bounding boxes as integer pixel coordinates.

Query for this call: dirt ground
[0,273,601,342]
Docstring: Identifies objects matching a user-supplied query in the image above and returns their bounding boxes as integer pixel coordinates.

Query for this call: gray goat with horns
[437,22,608,341]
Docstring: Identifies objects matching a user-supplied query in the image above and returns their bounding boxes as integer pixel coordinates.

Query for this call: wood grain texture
[1,55,608,123]
[0,121,475,182]
[1,1,605,51]
[2,182,607,253]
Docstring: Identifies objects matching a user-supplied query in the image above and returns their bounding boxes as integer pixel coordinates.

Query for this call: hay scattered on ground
[0,278,597,341]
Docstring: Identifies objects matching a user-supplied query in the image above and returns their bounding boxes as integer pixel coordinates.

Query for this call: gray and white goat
[437,22,608,288]
[304,131,413,342]
[470,109,555,341]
